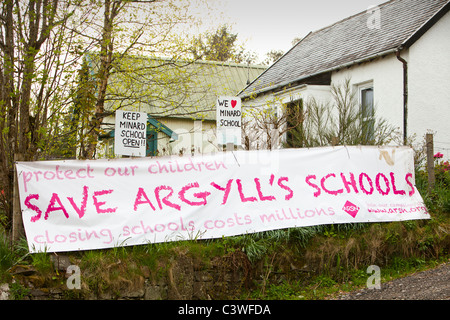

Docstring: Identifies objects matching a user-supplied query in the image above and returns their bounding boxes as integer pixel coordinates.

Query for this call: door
[146,129,157,156]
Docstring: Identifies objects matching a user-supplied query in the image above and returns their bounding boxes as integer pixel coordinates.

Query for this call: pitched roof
[87,54,266,121]
[239,0,450,98]
[179,60,266,119]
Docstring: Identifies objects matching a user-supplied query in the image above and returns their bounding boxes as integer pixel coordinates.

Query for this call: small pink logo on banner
[343,201,360,218]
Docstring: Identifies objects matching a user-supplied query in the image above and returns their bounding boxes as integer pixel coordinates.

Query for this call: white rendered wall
[331,10,450,159]
[331,53,405,143]
[408,10,450,158]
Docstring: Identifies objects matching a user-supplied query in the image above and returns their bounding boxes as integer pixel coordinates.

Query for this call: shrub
[284,78,398,148]
[0,228,14,281]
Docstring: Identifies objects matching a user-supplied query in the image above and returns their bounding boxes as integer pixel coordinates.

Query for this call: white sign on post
[216,96,241,145]
[114,110,147,157]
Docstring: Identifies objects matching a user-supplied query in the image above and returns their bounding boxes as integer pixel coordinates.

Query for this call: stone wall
[3,250,260,300]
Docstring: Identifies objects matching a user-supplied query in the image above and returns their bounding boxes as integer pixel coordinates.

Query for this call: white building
[239,0,450,158]
[91,57,266,158]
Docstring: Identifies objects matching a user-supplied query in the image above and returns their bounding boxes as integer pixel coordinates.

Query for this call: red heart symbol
[231,100,237,108]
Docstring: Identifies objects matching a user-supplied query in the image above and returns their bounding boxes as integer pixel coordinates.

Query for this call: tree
[263,49,284,66]
[71,57,97,159]
[291,36,303,46]
[0,0,84,234]
[189,25,255,64]
[242,98,304,150]
[0,0,204,234]
[75,0,204,159]
[80,0,127,159]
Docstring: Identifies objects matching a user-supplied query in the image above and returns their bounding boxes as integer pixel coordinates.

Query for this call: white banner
[16,146,429,253]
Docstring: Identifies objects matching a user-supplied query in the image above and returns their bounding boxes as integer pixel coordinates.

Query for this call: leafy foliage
[189,25,255,64]
[0,0,209,228]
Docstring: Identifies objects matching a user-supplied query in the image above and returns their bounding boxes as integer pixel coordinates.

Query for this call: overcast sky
[193,0,389,62]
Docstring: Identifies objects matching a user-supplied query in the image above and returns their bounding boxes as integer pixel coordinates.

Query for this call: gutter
[394,1,450,146]
[395,47,408,146]
[239,48,399,99]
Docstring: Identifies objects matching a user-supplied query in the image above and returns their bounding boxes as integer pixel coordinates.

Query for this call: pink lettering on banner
[178,182,211,206]
[24,194,41,222]
[359,173,374,195]
[376,173,390,196]
[92,190,117,214]
[23,171,297,224]
[147,159,227,175]
[321,173,344,196]
[122,218,195,236]
[211,176,293,205]
[45,193,69,220]
[340,172,359,194]
[259,207,336,223]
[204,213,252,230]
[133,187,156,211]
[104,166,138,177]
[25,187,120,222]
[269,174,275,186]
[236,179,257,203]
[154,185,181,211]
[210,179,233,205]
[34,228,114,245]
[254,178,275,201]
[390,172,406,195]
[22,172,33,193]
[130,175,294,213]
[405,173,415,196]
[278,177,293,200]
[67,186,89,218]
[305,175,321,197]
[306,172,415,198]
[22,165,94,192]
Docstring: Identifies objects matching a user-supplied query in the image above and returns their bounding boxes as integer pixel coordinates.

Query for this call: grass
[240,164,450,300]
[0,215,448,299]
[1,213,448,300]
[0,232,14,283]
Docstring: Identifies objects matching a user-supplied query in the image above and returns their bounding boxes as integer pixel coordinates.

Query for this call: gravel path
[336,261,450,300]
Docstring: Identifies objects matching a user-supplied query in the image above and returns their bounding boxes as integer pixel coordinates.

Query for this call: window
[285,99,305,148]
[360,86,374,142]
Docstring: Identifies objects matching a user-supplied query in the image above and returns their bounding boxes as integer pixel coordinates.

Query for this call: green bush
[0,229,14,281]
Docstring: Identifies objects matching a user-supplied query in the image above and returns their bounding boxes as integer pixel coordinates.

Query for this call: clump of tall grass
[0,228,14,280]
[222,224,368,263]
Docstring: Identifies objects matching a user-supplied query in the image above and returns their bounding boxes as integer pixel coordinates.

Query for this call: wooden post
[426,133,435,193]
[12,153,24,243]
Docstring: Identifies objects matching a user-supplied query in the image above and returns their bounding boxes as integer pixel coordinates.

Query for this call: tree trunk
[84,0,118,159]
[0,0,17,225]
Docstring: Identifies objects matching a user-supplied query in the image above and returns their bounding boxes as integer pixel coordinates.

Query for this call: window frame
[356,81,375,142]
